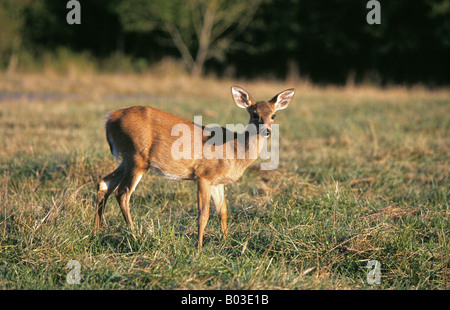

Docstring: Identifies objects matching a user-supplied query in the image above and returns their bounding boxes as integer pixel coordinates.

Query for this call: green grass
[0,84,449,289]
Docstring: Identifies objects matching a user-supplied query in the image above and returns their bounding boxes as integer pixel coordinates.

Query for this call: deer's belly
[149,161,194,181]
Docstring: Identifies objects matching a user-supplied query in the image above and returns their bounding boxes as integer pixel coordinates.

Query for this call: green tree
[0,0,26,71]
[118,0,261,77]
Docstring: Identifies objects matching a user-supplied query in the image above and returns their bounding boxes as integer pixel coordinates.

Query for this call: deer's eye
[271,114,276,120]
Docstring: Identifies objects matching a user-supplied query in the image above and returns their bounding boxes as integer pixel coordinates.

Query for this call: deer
[94,86,295,249]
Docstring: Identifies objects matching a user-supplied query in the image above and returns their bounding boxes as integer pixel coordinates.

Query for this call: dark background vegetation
[1,0,449,86]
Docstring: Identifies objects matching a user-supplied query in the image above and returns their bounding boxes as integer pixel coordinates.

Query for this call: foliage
[0,0,26,70]
[0,0,449,84]
[117,0,262,76]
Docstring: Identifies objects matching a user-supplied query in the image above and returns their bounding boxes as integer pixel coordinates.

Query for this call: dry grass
[1,69,449,102]
[0,70,449,290]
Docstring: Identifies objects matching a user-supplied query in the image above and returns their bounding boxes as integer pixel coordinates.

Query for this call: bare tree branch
[146,0,262,77]
[165,23,195,71]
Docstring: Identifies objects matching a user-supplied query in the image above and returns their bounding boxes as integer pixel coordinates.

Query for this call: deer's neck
[234,124,265,162]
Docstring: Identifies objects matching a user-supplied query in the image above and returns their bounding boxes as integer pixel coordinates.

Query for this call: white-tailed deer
[94,86,295,249]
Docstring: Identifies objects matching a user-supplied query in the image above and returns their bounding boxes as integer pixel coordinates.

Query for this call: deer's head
[231,86,295,138]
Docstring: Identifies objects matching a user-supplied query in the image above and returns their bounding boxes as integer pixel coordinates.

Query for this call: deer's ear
[231,85,255,109]
[270,89,295,111]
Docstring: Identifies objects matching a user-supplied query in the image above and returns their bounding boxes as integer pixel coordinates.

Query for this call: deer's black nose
[261,128,271,138]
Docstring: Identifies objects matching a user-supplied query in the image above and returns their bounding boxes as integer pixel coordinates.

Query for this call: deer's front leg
[211,184,228,238]
[197,178,212,250]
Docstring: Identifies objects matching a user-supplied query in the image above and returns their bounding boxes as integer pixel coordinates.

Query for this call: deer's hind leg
[95,162,126,229]
[114,160,146,230]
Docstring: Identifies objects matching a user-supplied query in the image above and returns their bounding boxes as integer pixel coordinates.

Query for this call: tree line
[1,0,449,85]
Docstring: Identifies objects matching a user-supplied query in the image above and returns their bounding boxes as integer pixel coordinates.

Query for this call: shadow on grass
[89,226,152,254]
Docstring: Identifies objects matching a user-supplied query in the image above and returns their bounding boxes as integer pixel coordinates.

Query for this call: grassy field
[0,72,449,290]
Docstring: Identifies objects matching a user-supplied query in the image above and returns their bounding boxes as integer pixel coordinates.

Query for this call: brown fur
[94,86,295,249]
